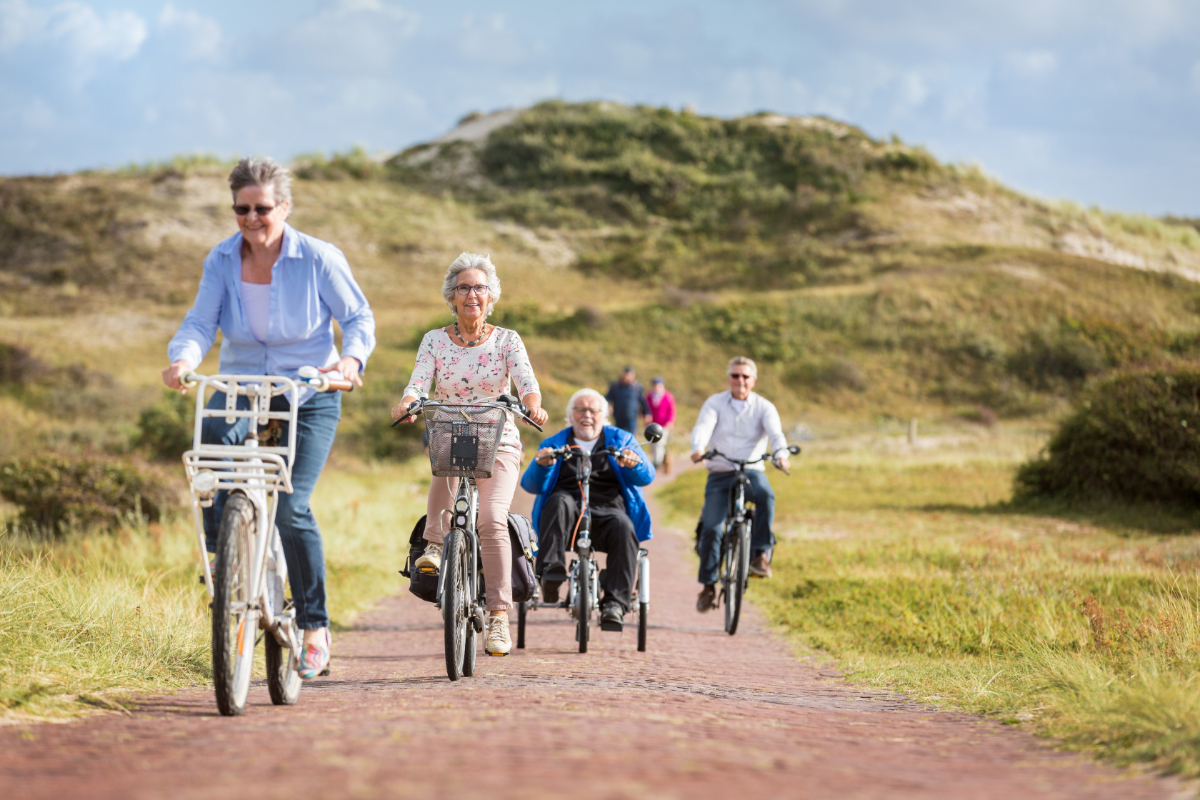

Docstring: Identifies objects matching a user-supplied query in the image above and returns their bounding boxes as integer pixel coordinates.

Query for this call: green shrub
[0,454,177,532]
[1014,366,1200,506]
[134,390,194,460]
[0,342,47,387]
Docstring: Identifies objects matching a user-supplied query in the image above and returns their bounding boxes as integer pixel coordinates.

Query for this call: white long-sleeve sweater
[690,391,787,472]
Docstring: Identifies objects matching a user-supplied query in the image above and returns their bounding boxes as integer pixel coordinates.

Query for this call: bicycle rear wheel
[724,522,749,636]
[576,557,591,654]
[442,529,468,681]
[213,494,257,716]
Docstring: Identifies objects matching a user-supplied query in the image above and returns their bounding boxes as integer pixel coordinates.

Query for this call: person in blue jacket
[520,387,655,631]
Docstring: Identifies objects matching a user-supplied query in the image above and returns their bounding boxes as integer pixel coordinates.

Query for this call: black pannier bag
[401,512,540,605]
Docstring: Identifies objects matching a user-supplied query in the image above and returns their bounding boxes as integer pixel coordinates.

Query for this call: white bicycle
[182,366,351,716]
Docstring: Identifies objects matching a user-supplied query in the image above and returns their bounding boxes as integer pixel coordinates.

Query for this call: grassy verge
[0,459,426,719]
[656,425,1200,777]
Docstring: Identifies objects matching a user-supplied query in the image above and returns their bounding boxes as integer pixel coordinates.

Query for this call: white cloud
[1190,61,1200,93]
[286,0,419,73]
[1004,50,1058,77]
[47,2,146,62]
[0,0,39,51]
[158,3,221,62]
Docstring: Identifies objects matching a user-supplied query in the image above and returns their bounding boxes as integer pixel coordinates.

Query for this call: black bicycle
[517,424,662,654]
[394,394,542,680]
[698,445,800,635]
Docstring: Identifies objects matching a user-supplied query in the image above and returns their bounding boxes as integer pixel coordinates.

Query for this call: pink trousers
[423,448,521,612]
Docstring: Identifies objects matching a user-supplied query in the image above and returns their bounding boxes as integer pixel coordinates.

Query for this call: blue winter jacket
[520,426,656,542]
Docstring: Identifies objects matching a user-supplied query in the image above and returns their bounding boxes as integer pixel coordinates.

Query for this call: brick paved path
[1,494,1188,799]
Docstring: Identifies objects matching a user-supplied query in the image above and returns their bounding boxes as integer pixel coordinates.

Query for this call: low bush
[0,453,178,532]
[1014,366,1200,506]
[135,390,194,460]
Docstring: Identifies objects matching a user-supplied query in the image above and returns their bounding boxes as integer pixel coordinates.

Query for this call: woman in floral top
[391,252,548,656]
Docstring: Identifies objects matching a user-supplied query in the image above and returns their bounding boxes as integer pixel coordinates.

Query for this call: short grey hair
[442,252,502,317]
[229,157,293,205]
[566,388,609,426]
[728,356,757,378]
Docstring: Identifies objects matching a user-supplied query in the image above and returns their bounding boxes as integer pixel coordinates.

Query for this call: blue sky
[2,0,1199,215]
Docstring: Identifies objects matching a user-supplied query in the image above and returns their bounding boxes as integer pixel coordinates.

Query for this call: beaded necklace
[453,322,490,347]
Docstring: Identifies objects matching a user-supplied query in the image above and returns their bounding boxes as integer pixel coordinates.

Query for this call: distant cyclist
[690,357,790,612]
[605,365,649,436]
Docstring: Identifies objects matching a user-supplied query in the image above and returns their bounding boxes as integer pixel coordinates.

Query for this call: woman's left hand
[322,356,364,388]
[521,393,548,427]
[617,448,641,468]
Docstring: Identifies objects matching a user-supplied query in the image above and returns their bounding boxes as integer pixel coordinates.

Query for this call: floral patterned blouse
[403,326,540,453]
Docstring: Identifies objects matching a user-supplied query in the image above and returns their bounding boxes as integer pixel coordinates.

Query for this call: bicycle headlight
[454,498,470,513]
[192,469,218,495]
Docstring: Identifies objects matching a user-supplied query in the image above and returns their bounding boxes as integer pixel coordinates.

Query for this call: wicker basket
[424,404,508,479]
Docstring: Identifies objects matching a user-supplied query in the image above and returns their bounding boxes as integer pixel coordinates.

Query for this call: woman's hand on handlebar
[391,395,419,423]
[162,360,193,394]
[322,356,363,388]
[521,393,548,428]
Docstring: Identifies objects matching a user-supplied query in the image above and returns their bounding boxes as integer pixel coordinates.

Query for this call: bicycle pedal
[486,651,508,657]
[417,566,439,575]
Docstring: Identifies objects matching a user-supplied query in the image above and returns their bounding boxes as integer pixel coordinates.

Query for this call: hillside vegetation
[4,101,1200,469]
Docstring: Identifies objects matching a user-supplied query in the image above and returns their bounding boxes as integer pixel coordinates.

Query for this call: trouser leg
[200,392,250,553]
[536,491,578,580]
[275,392,340,630]
[698,471,735,585]
[746,469,776,560]
[476,449,520,612]
[591,508,637,612]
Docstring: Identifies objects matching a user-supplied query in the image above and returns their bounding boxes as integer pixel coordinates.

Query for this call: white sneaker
[415,541,442,572]
[485,614,511,656]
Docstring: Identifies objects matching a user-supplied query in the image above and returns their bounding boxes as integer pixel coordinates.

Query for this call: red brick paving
[1,492,1189,800]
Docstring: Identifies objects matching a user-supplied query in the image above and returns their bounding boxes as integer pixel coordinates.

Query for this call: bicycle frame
[434,477,486,631]
[181,374,300,652]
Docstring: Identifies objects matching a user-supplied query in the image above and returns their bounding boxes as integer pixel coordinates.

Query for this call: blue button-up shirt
[168,224,376,405]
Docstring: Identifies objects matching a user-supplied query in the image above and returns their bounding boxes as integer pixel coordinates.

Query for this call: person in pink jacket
[646,377,676,473]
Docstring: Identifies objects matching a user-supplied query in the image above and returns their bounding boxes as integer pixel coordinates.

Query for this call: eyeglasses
[572,407,601,416]
[232,204,277,217]
[729,373,753,381]
[455,284,490,296]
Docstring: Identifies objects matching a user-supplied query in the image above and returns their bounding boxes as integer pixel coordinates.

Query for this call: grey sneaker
[414,541,442,572]
[485,614,511,656]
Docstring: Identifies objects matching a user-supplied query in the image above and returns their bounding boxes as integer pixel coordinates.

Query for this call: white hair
[728,355,757,378]
[442,252,502,317]
[565,388,609,426]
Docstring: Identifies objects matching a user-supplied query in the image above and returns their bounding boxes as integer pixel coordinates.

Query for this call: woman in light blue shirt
[163,157,376,679]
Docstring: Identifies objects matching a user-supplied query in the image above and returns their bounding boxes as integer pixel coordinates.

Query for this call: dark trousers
[202,390,341,629]
[536,491,638,612]
[697,469,775,585]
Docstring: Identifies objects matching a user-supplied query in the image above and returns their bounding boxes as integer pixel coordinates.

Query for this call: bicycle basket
[424,404,508,479]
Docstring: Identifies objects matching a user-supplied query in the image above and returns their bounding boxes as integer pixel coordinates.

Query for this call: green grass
[0,458,427,718]
[657,429,1200,777]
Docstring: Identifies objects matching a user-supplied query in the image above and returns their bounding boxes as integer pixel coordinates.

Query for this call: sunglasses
[572,407,601,416]
[455,284,490,296]
[729,373,753,381]
[232,204,277,217]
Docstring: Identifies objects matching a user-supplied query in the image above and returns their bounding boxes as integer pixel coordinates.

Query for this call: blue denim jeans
[696,468,775,585]
[201,390,341,629]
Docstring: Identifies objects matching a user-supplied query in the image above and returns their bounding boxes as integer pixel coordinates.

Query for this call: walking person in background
[605,365,649,437]
[690,357,789,611]
[646,377,676,474]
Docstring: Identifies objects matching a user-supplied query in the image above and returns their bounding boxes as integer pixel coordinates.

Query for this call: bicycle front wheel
[213,494,257,716]
[724,522,749,636]
[577,557,591,654]
[516,600,527,649]
[442,529,469,681]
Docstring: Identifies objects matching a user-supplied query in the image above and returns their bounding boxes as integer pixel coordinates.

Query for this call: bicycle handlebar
[182,368,355,395]
[391,394,544,432]
[700,444,801,475]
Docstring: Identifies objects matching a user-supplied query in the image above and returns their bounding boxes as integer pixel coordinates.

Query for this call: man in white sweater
[690,356,790,612]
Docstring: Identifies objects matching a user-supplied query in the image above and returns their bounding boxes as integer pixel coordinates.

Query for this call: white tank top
[239,281,270,343]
